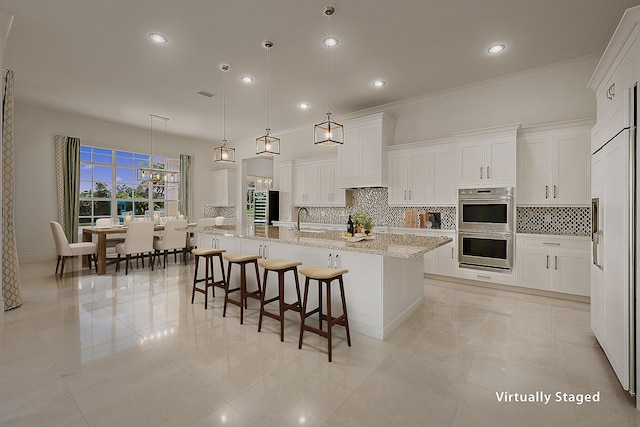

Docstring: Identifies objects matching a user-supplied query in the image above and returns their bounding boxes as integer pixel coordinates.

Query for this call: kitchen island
[195,225,451,340]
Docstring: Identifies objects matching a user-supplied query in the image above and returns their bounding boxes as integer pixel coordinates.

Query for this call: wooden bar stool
[191,248,226,309]
[298,265,351,362]
[258,259,303,341]
[223,253,262,324]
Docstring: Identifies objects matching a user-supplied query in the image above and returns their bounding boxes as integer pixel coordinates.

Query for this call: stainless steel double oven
[458,187,514,271]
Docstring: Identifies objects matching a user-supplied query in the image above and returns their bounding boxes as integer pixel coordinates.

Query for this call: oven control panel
[459,187,513,198]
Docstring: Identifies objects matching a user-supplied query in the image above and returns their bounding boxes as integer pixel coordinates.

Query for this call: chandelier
[314,5,344,146]
[256,40,280,156]
[214,64,236,162]
[136,114,179,184]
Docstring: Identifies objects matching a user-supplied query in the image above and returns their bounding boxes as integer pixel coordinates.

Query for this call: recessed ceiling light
[323,37,338,47]
[372,80,385,88]
[488,44,505,54]
[241,76,254,83]
[149,33,167,44]
[298,103,310,110]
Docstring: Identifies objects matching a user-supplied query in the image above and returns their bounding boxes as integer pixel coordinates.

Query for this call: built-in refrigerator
[591,84,636,394]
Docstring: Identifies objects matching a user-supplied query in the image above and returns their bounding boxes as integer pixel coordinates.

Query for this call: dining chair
[115,220,155,275]
[49,221,97,277]
[95,218,125,249]
[153,219,188,268]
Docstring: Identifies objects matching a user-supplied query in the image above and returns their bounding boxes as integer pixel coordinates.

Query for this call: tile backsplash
[204,188,591,236]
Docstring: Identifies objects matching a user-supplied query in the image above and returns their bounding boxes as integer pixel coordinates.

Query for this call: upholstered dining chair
[49,221,97,277]
[95,217,125,249]
[153,219,188,268]
[115,220,155,275]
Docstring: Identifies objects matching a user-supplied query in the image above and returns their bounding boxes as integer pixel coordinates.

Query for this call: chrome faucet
[296,207,308,231]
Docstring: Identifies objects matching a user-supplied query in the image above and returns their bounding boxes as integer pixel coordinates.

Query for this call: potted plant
[354,212,373,235]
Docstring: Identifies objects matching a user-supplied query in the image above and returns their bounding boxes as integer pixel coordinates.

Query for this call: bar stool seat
[258,259,303,341]
[223,253,262,324]
[298,265,351,362]
[191,248,226,309]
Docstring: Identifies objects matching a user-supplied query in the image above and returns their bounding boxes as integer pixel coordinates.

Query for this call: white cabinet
[423,234,457,277]
[518,125,591,205]
[516,235,590,296]
[339,112,396,188]
[430,145,457,205]
[455,124,519,187]
[388,149,429,206]
[294,157,347,207]
[211,169,236,207]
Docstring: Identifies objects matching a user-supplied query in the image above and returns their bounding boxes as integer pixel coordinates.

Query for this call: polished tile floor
[1,258,639,426]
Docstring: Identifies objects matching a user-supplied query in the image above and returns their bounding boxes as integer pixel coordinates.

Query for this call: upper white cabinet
[338,112,396,188]
[293,156,348,207]
[387,140,457,206]
[211,169,236,207]
[454,124,519,187]
[388,149,429,205]
[518,123,592,205]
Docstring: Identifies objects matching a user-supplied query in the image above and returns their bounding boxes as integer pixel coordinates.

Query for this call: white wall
[14,105,217,262]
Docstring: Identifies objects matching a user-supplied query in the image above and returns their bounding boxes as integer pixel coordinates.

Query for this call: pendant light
[214,64,236,163]
[256,40,280,156]
[137,114,178,183]
[314,5,343,146]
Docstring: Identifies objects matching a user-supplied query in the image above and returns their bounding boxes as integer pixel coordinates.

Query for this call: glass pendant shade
[314,112,344,146]
[214,64,236,163]
[214,140,235,163]
[256,129,280,156]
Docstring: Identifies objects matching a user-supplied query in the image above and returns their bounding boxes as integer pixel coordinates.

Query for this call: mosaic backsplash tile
[205,188,591,236]
[516,206,591,236]
[203,206,236,219]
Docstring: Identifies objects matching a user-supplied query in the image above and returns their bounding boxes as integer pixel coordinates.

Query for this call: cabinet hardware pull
[334,254,339,269]
[546,255,549,269]
[408,190,412,200]
[606,83,615,100]
[553,185,557,198]
[480,167,483,180]
[259,244,263,257]
[477,274,491,279]
[487,166,490,179]
[328,253,332,268]
[554,256,558,270]
[404,190,407,200]
[264,245,268,259]
[542,242,561,246]
[451,247,454,259]
[545,185,549,198]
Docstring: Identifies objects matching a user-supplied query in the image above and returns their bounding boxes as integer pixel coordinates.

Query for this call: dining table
[82,224,166,275]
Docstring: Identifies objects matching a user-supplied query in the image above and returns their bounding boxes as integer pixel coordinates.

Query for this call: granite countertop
[193,225,451,259]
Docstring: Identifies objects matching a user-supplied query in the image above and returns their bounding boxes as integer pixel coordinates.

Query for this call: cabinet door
[485,136,516,185]
[293,165,307,206]
[457,141,485,186]
[551,133,590,205]
[516,246,551,291]
[551,249,590,296]
[431,147,456,205]
[305,163,319,205]
[318,162,334,206]
[388,154,409,205]
[518,136,551,204]
[408,151,429,205]
[435,240,457,277]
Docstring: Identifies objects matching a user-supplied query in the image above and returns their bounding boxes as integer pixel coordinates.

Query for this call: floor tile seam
[350,389,429,426]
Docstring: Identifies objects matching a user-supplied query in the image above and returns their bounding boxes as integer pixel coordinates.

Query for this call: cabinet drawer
[518,236,590,251]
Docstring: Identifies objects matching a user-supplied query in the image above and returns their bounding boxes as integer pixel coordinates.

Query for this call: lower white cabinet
[423,232,456,277]
[516,234,590,296]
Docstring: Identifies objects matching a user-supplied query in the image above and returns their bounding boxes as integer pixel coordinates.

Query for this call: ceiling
[1,0,639,144]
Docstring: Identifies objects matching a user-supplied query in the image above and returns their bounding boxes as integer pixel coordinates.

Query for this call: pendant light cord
[222,66,227,144]
[327,13,332,115]
[266,43,271,131]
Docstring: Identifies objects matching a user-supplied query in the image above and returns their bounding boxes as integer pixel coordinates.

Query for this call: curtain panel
[54,135,80,243]
[179,154,193,219]
[2,69,22,311]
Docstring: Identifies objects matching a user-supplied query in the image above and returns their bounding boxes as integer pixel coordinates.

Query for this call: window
[79,145,179,227]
